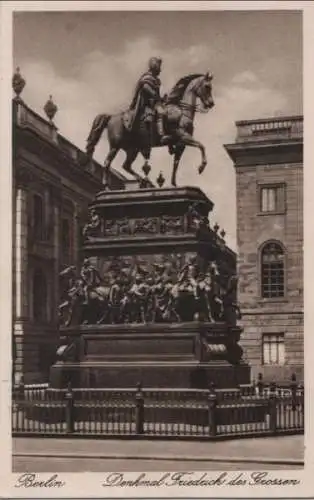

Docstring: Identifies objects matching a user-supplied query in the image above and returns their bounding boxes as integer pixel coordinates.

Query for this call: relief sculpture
[82,208,101,239]
[58,253,241,327]
[160,215,184,234]
[84,210,209,239]
[133,217,158,235]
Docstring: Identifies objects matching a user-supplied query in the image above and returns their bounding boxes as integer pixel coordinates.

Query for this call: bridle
[179,101,210,114]
[178,77,212,115]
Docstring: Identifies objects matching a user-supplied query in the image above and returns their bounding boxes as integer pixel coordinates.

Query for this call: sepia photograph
[1,1,308,494]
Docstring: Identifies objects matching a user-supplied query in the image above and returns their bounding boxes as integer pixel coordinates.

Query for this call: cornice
[224,140,303,167]
[15,126,103,192]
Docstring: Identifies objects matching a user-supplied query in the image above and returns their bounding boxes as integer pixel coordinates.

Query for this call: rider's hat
[149,57,162,70]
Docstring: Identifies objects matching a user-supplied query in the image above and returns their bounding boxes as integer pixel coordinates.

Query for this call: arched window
[33,194,44,240]
[261,242,285,298]
[33,268,47,322]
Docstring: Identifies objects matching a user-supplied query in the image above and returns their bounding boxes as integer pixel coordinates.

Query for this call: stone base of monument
[49,322,251,389]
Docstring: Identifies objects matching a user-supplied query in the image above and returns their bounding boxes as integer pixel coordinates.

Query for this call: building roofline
[235,114,303,126]
[12,98,127,183]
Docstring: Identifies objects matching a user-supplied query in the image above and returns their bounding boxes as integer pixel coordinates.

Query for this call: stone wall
[225,116,304,383]
[235,162,303,382]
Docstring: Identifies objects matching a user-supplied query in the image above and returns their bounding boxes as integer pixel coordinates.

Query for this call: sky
[13,10,302,250]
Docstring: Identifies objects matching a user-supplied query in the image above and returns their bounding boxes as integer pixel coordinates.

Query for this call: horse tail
[86,113,111,157]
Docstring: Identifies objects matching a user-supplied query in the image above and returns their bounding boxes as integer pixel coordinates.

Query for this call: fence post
[290,373,297,411]
[208,382,217,438]
[268,381,277,434]
[65,382,74,434]
[135,382,144,435]
[299,384,304,420]
[257,372,263,396]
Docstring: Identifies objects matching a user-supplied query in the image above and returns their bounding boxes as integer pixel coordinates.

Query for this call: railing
[235,115,303,143]
[12,379,304,439]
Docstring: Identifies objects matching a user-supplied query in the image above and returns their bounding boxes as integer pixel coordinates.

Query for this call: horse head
[195,72,214,110]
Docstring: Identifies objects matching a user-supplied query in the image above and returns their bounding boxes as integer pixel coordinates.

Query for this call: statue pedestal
[52,186,251,389]
[50,322,251,389]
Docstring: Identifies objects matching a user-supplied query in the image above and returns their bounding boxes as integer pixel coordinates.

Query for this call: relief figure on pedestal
[128,274,149,323]
[58,260,110,326]
[82,208,101,240]
[160,215,184,234]
[133,217,158,235]
[186,203,210,233]
[58,253,238,327]
[222,275,242,327]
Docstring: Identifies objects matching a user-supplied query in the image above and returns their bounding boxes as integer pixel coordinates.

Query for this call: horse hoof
[198,163,206,174]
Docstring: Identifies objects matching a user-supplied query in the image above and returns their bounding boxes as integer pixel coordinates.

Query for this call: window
[262,334,285,365]
[260,184,285,213]
[261,242,285,298]
[33,194,44,240]
[33,269,47,322]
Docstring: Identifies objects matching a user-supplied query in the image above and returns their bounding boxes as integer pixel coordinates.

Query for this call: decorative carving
[160,215,184,234]
[44,95,58,123]
[133,217,158,235]
[105,219,118,236]
[82,208,101,240]
[186,203,210,232]
[156,171,165,188]
[221,275,242,326]
[101,215,186,238]
[213,222,219,233]
[58,252,240,327]
[12,67,26,99]
[117,217,132,236]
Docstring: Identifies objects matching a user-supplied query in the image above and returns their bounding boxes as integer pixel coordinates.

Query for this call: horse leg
[171,144,185,187]
[103,147,119,184]
[178,133,207,175]
[121,149,141,180]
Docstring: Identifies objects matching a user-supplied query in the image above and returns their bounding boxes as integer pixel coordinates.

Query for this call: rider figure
[129,274,148,323]
[128,56,169,145]
[178,257,198,295]
[80,258,102,306]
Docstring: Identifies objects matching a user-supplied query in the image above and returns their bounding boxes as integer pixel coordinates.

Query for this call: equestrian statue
[85,57,215,187]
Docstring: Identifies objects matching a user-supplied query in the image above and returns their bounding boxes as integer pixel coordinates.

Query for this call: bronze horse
[86,72,214,187]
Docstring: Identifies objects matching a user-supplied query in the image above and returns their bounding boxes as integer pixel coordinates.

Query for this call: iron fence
[12,379,304,439]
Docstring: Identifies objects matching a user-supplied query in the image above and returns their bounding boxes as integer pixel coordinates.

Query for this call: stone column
[73,203,80,268]
[52,187,61,323]
[15,186,28,319]
[13,171,30,384]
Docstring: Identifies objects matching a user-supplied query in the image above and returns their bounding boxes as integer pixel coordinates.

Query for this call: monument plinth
[50,186,250,389]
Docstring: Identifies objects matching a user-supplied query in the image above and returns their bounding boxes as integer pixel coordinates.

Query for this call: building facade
[225,115,303,382]
[12,73,126,384]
